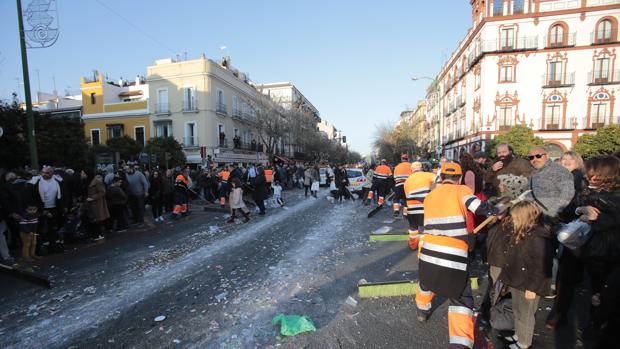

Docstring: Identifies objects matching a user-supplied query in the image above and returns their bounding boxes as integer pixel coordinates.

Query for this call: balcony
[183,136,199,148]
[588,115,620,129]
[591,29,619,45]
[587,70,620,85]
[543,32,577,48]
[542,72,575,88]
[216,102,227,115]
[485,36,539,52]
[456,95,465,108]
[155,102,170,115]
[232,108,242,118]
[182,97,198,112]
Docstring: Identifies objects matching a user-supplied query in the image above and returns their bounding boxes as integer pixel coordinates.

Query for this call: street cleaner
[403,161,436,250]
[367,159,392,206]
[415,162,496,349]
[392,154,412,218]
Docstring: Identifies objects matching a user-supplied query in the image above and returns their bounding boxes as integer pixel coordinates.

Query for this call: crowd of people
[0,160,340,265]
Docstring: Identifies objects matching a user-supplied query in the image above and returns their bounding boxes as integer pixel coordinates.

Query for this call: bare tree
[247,94,288,156]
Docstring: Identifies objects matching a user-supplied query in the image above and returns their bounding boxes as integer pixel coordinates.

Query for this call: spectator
[162,169,174,213]
[488,144,531,198]
[362,165,375,206]
[295,163,305,189]
[272,180,284,206]
[334,164,349,202]
[527,146,574,219]
[277,165,288,190]
[103,164,115,186]
[575,155,620,342]
[106,176,128,232]
[31,166,65,253]
[125,166,149,226]
[86,171,109,241]
[303,165,313,197]
[18,205,42,262]
[499,200,554,349]
[172,170,191,219]
[310,164,320,198]
[546,150,588,330]
[149,170,164,222]
[228,178,250,223]
[252,167,269,215]
[0,176,16,264]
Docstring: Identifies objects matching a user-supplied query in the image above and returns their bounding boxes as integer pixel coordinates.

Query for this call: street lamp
[411,76,434,82]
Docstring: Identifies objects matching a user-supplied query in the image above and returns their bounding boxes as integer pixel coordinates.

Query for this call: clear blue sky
[0,0,472,155]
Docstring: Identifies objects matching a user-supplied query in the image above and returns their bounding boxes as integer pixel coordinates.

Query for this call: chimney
[135,75,141,85]
[118,77,124,86]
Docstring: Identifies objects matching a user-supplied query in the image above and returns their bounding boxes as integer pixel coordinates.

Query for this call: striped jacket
[372,165,392,182]
[419,183,492,298]
[393,162,412,187]
[404,172,436,216]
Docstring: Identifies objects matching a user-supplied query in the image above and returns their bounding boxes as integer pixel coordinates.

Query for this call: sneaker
[226,219,235,224]
[94,235,105,241]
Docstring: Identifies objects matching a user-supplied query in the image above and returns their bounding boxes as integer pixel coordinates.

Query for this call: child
[19,205,45,261]
[228,179,250,223]
[498,200,554,349]
[272,181,284,206]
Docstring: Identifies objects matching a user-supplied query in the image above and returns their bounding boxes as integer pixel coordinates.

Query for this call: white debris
[358,279,368,285]
[148,246,155,249]
[209,226,220,233]
[372,226,391,235]
[215,292,228,302]
[345,296,358,307]
[173,339,181,344]
[154,315,166,322]
[83,286,96,294]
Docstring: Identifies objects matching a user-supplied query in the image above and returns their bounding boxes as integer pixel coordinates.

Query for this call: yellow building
[81,72,150,146]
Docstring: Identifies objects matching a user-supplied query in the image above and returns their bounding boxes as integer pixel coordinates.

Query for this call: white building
[427,0,620,160]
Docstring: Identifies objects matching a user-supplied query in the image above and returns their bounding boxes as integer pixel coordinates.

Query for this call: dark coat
[559,169,587,223]
[335,168,349,188]
[106,185,127,206]
[486,156,532,197]
[87,179,110,222]
[499,224,554,296]
[578,188,620,261]
[162,175,174,195]
[486,220,513,268]
[149,176,163,199]
[252,174,269,201]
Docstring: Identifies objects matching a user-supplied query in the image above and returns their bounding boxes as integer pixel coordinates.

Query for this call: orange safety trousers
[173,204,188,215]
[367,191,374,200]
[416,278,475,349]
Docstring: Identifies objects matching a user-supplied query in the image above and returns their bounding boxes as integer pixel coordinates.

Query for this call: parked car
[345,168,367,193]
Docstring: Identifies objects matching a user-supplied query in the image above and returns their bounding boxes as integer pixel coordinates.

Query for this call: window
[183,87,196,111]
[498,106,513,130]
[548,61,562,85]
[501,28,514,49]
[474,66,481,90]
[513,0,524,14]
[91,129,100,145]
[135,126,145,146]
[597,19,613,43]
[549,25,565,47]
[493,0,503,16]
[545,105,561,129]
[217,89,226,113]
[499,65,514,82]
[594,58,610,83]
[157,89,169,113]
[184,122,196,146]
[154,121,172,138]
[90,93,96,105]
[591,103,608,128]
[106,124,123,139]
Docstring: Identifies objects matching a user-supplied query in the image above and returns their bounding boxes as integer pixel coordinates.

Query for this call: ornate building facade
[427,0,620,159]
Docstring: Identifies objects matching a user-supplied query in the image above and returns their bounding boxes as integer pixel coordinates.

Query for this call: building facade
[147,56,268,165]
[81,72,150,147]
[425,0,620,160]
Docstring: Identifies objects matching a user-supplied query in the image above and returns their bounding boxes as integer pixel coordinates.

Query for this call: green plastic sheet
[271,314,317,336]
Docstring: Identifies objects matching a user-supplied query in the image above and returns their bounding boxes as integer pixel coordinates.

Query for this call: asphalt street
[0,189,588,348]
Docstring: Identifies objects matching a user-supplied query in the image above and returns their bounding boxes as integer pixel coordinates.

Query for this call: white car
[345,168,367,193]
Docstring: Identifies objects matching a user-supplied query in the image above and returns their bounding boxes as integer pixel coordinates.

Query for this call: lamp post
[411,76,442,159]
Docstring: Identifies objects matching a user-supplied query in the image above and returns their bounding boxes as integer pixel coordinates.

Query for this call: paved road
[0,189,587,348]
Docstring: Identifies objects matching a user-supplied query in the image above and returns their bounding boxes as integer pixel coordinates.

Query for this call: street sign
[139,153,149,163]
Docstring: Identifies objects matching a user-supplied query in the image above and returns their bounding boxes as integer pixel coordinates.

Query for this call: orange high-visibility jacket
[393,162,412,187]
[219,170,230,181]
[419,183,490,298]
[265,169,273,183]
[373,164,392,182]
[404,171,436,216]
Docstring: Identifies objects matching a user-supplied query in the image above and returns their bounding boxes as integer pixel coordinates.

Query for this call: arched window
[544,94,564,130]
[588,89,614,129]
[594,18,617,44]
[495,92,519,131]
[549,24,565,47]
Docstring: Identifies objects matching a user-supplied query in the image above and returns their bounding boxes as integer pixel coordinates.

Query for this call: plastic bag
[271,314,316,336]
[557,219,591,250]
[329,182,337,191]
[311,182,319,191]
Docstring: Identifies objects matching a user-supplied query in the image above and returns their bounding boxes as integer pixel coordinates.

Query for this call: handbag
[490,280,514,331]
[329,182,337,191]
[557,219,591,250]
[311,182,319,191]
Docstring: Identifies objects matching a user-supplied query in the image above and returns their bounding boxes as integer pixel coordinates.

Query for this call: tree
[248,94,288,156]
[574,125,620,158]
[0,102,89,170]
[372,123,397,162]
[106,135,142,161]
[487,125,545,157]
[143,137,186,169]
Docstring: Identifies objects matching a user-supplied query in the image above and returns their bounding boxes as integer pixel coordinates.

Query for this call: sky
[0,0,472,156]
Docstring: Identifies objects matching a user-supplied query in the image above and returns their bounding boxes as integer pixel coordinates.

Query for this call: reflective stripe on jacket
[393,162,412,187]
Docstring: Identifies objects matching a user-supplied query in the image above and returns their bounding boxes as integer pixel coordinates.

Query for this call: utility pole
[16,0,38,169]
